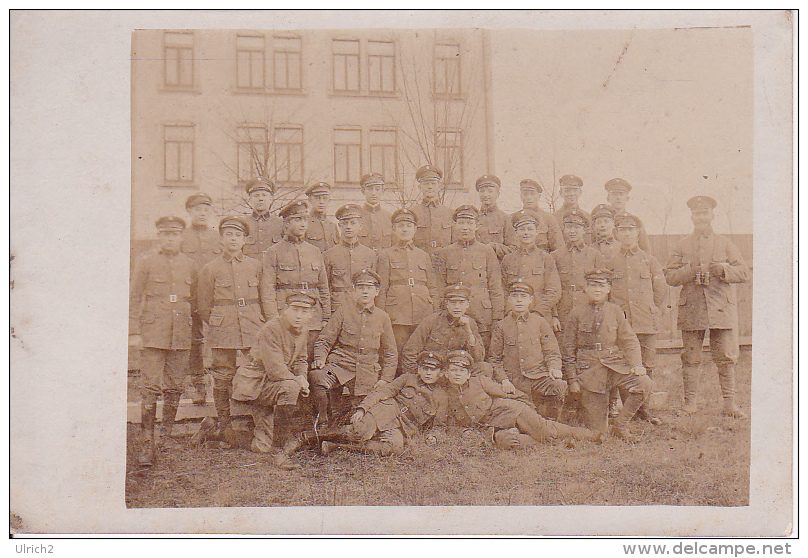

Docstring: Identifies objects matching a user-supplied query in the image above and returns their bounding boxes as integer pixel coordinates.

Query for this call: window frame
[368,126,399,185]
[433,41,463,98]
[163,123,195,185]
[333,126,363,187]
[272,35,304,92]
[163,31,195,89]
[435,128,464,189]
[235,33,266,91]
[332,38,362,93]
[273,124,305,187]
[236,124,270,185]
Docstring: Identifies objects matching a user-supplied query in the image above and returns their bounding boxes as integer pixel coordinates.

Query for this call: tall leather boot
[138,401,158,467]
[311,384,330,428]
[718,365,747,418]
[213,387,236,449]
[678,365,699,415]
[611,391,645,443]
[272,405,302,470]
[607,387,621,419]
[159,392,182,449]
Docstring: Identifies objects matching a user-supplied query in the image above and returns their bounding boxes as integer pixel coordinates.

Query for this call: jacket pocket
[141,312,156,324]
[278,264,296,272]
[248,278,260,287]
[215,278,233,287]
[481,299,492,309]
[208,314,224,327]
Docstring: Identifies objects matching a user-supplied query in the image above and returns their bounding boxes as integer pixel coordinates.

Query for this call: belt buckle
[595,342,602,351]
[408,277,415,287]
[301,282,309,290]
[237,298,246,307]
[430,240,437,248]
[400,406,408,415]
[169,294,177,303]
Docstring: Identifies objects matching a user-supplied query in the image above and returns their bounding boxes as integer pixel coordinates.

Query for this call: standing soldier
[324,204,378,316]
[243,178,284,260]
[411,164,455,262]
[501,209,561,323]
[553,174,593,244]
[194,216,271,448]
[377,208,439,356]
[435,205,505,349]
[357,173,393,253]
[506,179,565,253]
[475,174,513,260]
[182,192,222,405]
[605,213,668,426]
[664,196,749,418]
[304,182,339,253]
[604,178,650,252]
[129,216,198,466]
[591,203,620,258]
[263,200,331,361]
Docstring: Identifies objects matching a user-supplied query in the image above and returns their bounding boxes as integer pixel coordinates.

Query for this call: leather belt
[399,405,418,424]
[213,298,260,307]
[336,342,377,356]
[276,282,314,291]
[389,278,427,287]
[146,294,190,303]
[579,343,618,354]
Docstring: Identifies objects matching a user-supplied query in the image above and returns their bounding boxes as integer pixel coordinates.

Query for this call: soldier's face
[308,193,329,215]
[509,292,534,313]
[616,225,640,248]
[584,281,611,303]
[285,216,309,237]
[339,217,361,240]
[561,186,581,205]
[283,304,314,331]
[477,185,499,207]
[249,191,272,212]
[520,187,541,209]
[516,222,539,245]
[691,208,714,229]
[362,184,384,205]
[158,229,183,253]
[353,283,380,306]
[446,364,471,386]
[455,217,478,240]
[594,216,614,236]
[394,220,417,242]
[220,228,246,253]
[563,222,585,243]
[187,204,212,226]
[419,178,442,200]
[417,364,441,384]
[607,190,629,210]
[445,297,470,318]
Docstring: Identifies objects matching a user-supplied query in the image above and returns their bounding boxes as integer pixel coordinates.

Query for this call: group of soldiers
[129,165,750,470]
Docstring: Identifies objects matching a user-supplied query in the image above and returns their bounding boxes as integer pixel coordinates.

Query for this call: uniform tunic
[358,203,393,252]
[500,244,561,321]
[324,239,378,314]
[377,241,438,326]
[593,234,621,259]
[401,311,485,375]
[613,210,651,252]
[181,225,222,268]
[551,242,604,324]
[553,203,593,244]
[411,199,455,257]
[506,207,565,253]
[488,312,562,384]
[444,375,533,429]
[306,213,339,253]
[243,210,284,259]
[357,373,449,436]
[477,204,510,245]
[605,246,667,335]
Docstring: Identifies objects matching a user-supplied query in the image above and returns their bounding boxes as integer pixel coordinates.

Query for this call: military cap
[218,215,250,235]
[475,174,501,190]
[352,268,381,287]
[443,283,471,301]
[391,208,418,225]
[446,349,473,369]
[285,290,317,308]
[453,204,480,221]
[305,182,331,197]
[604,178,632,192]
[520,179,543,193]
[560,174,583,188]
[686,195,717,210]
[360,173,386,188]
[614,213,641,228]
[415,164,442,182]
[562,210,588,227]
[418,351,443,368]
[584,268,612,284]
[507,278,535,297]
[245,178,274,195]
[279,200,309,220]
[156,216,186,231]
[185,192,212,209]
[511,209,541,229]
[335,204,363,221]
[591,203,616,220]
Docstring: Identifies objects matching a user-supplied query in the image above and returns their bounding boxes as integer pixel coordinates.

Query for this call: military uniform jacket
[306,213,339,253]
[553,203,593,244]
[664,227,749,331]
[477,204,511,254]
[401,311,485,374]
[500,244,562,321]
[613,210,651,252]
[199,252,270,349]
[377,241,439,326]
[324,240,378,314]
[561,300,643,394]
[593,235,621,259]
[181,225,222,268]
[129,249,198,350]
[436,240,505,330]
[243,211,284,259]
[315,302,398,396]
[412,199,455,256]
[359,203,393,252]
[488,312,562,383]
[444,375,532,428]
[263,235,331,329]
[249,316,308,382]
[358,373,449,436]
[604,246,668,334]
[506,207,565,253]
[551,242,604,322]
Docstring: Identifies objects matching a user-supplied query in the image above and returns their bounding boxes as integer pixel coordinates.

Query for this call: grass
[125,349,751,508]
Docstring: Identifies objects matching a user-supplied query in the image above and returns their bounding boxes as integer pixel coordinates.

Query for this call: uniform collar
[512,310,530,322]
[252,210,271,221]
[341,238,360,248]
[443,311,467,327]
[355,301,375,314]
[695,225,714,239]
[364,203,381,212]
[422,197,440,208]
[596,234,616,244]
[285,234,305,244]
[222,251,244,262]
[567,241,585,252]
[396,239,415,249]
[589,299,606,309]
[519,243,537,255]
[458,237,477,248]
[480,204,498,215]
[159,247,181,257]
[621,244,640,255]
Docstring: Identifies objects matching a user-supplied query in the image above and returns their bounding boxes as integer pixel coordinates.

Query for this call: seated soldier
[317,350,449,456]
[310,269,398,428]
[488,279,567,420]
[442,350,602,450]
[193,290,314,470]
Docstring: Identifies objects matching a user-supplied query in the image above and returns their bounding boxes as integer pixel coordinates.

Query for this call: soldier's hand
[493,428,521,450]
[552,317,562,332]
[351,409,365,426]
[709,262,725,279]
[296,375,310,397]
[549,368,563,380]
[631,365,648,376]
[128,334,143,348]
[313,357,326,369]
[568,379,581,394]
[373,379,388,390]
[500,379,516,394]
[458,315,472,329]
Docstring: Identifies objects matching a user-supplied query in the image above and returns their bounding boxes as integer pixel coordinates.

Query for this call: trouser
[681,328,739,405]
[210,348,243,426]
[189,314,207,390]
[581,372,653,433]
[249,379,304,453]
[479,329,492,353]
[392,325,417,373]
[306,329,321,366]
[140,348,189,405]
[613,333,657,412]
[513,374,568,418]
[491,399,594,443]
[308,367,359,426]
[317,414,405,456]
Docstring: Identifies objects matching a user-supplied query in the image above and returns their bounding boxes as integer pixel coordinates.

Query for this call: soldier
[605,213,668,426]
[664,196,749,418]
[243,178,284,259]
[194,216,271,448]
[357,173,393,252]
[411,164,455,261]
[501,209,561,323]
[324,204,378,315]
[304,181,339,252]
[443,350,602,450]
[489,280,567,420]
[263,200,331,361]
[562,269,652,442]
[310,269,397,428]
[182,192,222,405]
[591,203,620,258]
[129,216,198,466]
[377,208,439,356]
[506,179,565,253]
[553,174,593,244]
[604,178,650,252]
[435,205,505,349]
[475,174,513,260]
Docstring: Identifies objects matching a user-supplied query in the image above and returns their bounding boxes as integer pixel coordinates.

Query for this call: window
[164,31,194,88]
[237,125,269,183]
[236,35,265,89]
[273,36,302,90]
[164,124,194,183]
[367,40,395,93]
[369,128,397,183]
[436,130,463,187]
[274,125,304,185]
[434,42,461,96]
[334,128,362,185]
[332,39,360,92]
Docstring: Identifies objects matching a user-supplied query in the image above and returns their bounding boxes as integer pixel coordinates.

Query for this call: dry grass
[126,349,751,508]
